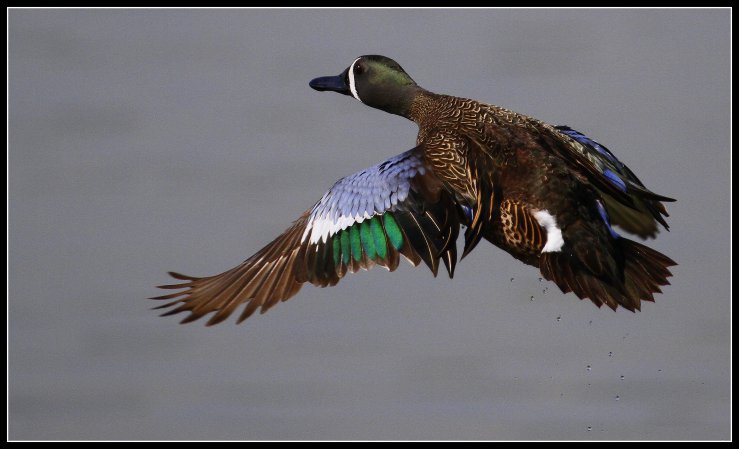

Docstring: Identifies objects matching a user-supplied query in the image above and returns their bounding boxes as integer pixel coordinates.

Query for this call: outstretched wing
[549,125,674,238]
[152,148,462,325]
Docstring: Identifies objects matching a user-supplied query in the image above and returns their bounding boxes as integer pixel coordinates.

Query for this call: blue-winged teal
[154,55,676,325]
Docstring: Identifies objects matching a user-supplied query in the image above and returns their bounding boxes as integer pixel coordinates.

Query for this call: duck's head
[309,55,421,118]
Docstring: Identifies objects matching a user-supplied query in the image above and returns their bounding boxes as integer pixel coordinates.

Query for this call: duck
[153,55,676,326]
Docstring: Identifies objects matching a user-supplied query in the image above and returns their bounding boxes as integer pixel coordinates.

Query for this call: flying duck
[153,55,676,325]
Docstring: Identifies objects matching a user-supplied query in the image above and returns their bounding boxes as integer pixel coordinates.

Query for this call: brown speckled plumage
[153,55,675,325]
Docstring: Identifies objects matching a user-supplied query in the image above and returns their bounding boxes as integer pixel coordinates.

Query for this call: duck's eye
[353,63,363,74]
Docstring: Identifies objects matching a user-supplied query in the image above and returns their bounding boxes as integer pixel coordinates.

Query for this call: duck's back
[412,93,675,311]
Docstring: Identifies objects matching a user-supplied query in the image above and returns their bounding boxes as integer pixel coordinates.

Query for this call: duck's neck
[406,88,441,125]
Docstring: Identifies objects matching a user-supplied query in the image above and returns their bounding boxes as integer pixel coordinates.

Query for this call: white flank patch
[533,209,565,253]
[348,57,362,103]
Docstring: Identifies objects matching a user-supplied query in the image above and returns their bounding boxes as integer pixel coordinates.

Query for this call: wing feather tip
[168,271,198,281]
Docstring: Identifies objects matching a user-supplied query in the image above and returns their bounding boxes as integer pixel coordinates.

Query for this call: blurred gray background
[8,9,730,440]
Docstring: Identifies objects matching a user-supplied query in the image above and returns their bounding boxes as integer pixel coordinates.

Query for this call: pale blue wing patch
[555,125,620,165]
[596,199,620,239]
[301,150,426,244]
[554,125,653,196]
[602,168,627,192]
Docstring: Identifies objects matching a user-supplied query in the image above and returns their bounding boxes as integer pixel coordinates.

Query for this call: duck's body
[154,55,675,325]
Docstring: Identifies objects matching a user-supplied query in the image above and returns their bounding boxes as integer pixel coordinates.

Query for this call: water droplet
[556,315,561,322]
[586,365,591,371]
[620,375,625,380]
[587,426,592,432]
[538,277,543,282]
[608,351,613,357]
[615,395,620,401]
[657,369,662,372]
[510,277,514,282]
[530,296,535,301]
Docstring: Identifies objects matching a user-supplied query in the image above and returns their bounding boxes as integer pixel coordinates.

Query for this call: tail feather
[540,238,676,311]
